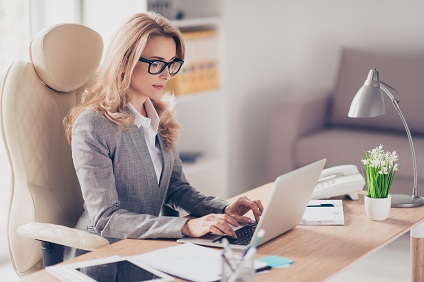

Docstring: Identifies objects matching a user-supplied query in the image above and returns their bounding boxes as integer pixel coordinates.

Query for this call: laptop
[178,158,327,250]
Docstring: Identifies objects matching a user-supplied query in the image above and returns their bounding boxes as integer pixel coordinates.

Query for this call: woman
[64,12,263,262]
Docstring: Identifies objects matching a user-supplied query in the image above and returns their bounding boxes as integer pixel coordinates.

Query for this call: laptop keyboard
[212,222,258,246]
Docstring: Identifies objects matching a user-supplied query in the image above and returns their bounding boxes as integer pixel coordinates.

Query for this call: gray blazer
[71,109,228,241]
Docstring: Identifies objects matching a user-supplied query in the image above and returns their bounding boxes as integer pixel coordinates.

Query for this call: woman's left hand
[224,196,264,224]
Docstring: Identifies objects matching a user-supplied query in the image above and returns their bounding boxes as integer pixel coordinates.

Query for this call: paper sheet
[132,243,266,282]
[300,200,345,225]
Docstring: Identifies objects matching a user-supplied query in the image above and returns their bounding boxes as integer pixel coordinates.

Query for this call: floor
[0,233,18,281]
[0,232,410,281]
[327,232,410,282]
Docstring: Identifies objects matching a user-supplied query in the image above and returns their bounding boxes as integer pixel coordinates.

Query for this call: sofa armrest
[17,222,109,251]
[268,92,331,179]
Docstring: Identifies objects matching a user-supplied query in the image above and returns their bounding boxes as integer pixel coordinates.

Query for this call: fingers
[231,214,253,224]
[255,200,264,213]
[204,214,238,238]
[223,214,240,227]
[213,221,237,238]
[218,214,239,237]
[254,200,264,222]
[240,198,262,216]
[182,214,239,238]
[208,224,225,236]
[235,197,264,223]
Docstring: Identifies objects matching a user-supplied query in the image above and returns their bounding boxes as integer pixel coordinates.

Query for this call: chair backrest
[0,24,103,276]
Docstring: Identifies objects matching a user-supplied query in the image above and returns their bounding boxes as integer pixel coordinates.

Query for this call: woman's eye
[151,61,162,68]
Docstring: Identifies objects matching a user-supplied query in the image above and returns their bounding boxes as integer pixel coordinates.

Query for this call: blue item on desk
[258,256,293,268]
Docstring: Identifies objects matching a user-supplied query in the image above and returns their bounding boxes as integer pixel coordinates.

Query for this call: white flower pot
[364,195,391,220]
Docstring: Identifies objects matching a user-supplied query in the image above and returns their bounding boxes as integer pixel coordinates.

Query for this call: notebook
[177,158,327,250]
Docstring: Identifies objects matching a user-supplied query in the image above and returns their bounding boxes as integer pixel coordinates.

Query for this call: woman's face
[131,36,177,102]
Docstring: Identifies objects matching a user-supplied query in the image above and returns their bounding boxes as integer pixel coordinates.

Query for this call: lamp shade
[348,69,385,118]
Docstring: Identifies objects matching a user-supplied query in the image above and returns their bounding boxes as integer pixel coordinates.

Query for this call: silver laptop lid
[251,158,326,247]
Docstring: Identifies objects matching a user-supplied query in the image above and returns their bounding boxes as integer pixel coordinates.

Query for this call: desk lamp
[348,68,424,208]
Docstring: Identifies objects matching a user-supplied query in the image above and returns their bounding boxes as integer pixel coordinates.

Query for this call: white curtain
[0,0,29,235]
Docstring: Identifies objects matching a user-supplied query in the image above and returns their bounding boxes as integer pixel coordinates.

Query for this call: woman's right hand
[181,214,239,238]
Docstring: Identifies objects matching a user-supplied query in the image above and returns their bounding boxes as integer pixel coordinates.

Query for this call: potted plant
[361,145,399,220]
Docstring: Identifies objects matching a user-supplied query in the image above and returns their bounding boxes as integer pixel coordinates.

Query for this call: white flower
[371,159,380,168]
[363,145,399,174]
[363,145,399,198]
[393,163,399,171]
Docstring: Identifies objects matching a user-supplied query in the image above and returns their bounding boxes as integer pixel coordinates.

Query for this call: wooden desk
[22,184,424,281]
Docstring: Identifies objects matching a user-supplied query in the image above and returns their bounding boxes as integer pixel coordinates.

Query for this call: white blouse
[127,99,163,184]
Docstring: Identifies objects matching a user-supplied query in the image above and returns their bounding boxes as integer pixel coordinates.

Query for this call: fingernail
[247,218,252,223]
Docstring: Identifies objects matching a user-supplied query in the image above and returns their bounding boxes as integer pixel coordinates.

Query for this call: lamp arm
[380,81,400,102]
[380,84,418,197]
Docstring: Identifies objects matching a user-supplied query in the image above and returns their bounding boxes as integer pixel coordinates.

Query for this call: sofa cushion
[294,128,424,195]
[329,49,424,134]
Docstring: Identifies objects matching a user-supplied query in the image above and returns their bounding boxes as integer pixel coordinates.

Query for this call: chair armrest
[268,92,331,179]
[17,222,109,251]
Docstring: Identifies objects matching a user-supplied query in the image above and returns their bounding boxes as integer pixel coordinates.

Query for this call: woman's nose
[160,67,172,80]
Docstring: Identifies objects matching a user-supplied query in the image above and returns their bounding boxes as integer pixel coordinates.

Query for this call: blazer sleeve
[72,111,188,239]
[164,147,229,216]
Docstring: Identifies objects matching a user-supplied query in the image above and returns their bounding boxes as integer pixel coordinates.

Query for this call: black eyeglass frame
[138,57,184,76]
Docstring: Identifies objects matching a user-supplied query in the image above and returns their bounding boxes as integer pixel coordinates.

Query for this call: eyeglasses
[138,57,184,76]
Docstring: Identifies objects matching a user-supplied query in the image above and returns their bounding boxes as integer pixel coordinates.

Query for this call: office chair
[0,24,109,277]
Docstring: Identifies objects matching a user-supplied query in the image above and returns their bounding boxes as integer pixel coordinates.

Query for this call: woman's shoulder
[74,109,116,130]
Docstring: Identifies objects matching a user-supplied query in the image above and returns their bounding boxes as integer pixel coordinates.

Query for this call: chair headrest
[30,24,103,92]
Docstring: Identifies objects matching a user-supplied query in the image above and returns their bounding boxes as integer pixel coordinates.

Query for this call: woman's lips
[153,85,165,90]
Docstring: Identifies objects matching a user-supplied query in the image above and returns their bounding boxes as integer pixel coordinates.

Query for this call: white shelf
[182,157,227,198]
[182,157,222,175]
[174,88,220,104]
[167,1,227,197]
[171,17,221,29]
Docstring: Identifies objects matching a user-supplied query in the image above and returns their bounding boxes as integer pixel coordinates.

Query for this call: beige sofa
[268,49,424,196]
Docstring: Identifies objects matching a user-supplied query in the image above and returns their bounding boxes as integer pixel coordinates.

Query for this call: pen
[222,238,234,258]
[307,204,334,207]
[221,253,235,272]
[228,247,257,282]
[242,229,265,257]
[255,265,272,273]
[222,238,237,271]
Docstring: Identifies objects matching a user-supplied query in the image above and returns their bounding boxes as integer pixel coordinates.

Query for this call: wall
[224,0,424,196]
[28,0,81,36]
[82,0,147,59]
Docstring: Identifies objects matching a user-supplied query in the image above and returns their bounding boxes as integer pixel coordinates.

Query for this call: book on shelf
[167,29,219,95]
[179,151,203,163]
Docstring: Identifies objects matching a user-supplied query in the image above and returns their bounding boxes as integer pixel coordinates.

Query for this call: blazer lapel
[125,106,159,186]
[127,125,158,209]
[157,135,172,190]
[125,107,171,211]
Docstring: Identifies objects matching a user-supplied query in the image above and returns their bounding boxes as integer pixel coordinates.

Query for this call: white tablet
[46,255,174,282]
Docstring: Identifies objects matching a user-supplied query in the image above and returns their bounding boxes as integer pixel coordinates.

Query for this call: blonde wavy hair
[63,12,184,151]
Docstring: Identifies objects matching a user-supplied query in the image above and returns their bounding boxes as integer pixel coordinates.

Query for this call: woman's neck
[130,97,148,117]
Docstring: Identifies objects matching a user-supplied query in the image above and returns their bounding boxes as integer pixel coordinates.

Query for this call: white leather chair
[0,24,109,277]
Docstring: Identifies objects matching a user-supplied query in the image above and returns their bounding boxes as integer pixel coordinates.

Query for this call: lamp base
[390,194,424,208]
